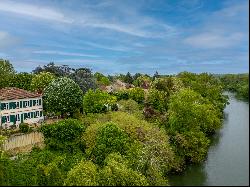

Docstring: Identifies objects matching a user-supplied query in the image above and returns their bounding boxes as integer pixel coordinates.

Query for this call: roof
[0,87,42,101]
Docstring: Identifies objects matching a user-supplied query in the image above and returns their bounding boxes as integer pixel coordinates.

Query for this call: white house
[0,87,44,129]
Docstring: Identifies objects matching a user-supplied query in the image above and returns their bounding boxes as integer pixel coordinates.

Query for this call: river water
[169,92,249,186]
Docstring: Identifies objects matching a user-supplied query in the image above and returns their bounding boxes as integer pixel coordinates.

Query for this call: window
[16,114,20,121]
[35,111,40,118]
[6,116,10,123]
[23,101,29,108]
[3,103,9,110]
[16,101,20,109]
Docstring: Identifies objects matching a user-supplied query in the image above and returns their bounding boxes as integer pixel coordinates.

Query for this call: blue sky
[0,0,249,75]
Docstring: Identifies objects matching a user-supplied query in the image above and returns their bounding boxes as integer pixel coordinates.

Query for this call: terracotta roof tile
[0,87,42,101]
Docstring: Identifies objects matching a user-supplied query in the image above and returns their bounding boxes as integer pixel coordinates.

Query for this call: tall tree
[69,68,97,94]
[124,72,134,84]
[0,59,15,88]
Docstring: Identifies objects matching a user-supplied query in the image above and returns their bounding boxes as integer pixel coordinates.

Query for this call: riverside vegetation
[0,59,248,186]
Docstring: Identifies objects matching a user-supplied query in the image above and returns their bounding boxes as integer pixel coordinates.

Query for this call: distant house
[0,87,44,129]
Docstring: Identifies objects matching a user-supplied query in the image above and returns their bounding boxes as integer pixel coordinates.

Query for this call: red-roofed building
[0,87,44,129]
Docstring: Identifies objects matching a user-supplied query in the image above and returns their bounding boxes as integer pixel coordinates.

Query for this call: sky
[0,0,249,75]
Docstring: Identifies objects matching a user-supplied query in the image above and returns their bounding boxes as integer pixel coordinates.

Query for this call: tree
[69,68,97,94]
[153,71,159,80]
[124,72,134,84]
[83,89,117,114]
[173,131,210,163]
[146,88,169,113]
[43,77,83,116]
[167,88,221,135]
[133,75,151,89]
[98,153,149,186]
[10,72,34,90]
[40,119,86,152]
[30,72,55,94]
[92,123,131,165]
[64,160,98,186]
[128,87,145,104]
[0,59,15,88]
[94,72,111,86]
[33,62,74,77]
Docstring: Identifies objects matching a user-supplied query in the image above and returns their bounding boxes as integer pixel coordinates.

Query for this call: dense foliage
[30,72,55,94]
[83,89,117,114]
[1,60,245,186]
[219,73,249,100]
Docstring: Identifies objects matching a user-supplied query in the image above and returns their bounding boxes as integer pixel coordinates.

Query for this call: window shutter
[10,115,15,123]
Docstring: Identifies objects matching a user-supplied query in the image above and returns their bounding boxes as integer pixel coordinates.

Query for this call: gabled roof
[0,87,42,101]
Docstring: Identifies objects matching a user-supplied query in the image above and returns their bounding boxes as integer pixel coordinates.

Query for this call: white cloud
[0,31,20,49]
[33,50,99,58]
[0,1,72,23]
[184,32,245,49]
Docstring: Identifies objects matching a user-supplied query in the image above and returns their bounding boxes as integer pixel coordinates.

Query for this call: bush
[19,123,30,133]
[40,119,86,152]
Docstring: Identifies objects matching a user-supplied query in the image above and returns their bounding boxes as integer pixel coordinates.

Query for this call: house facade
[0,87,44,129]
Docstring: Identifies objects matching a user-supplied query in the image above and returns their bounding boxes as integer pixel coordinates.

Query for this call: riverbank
[168,92,249,186]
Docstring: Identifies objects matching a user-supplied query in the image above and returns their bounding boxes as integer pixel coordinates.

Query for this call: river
[168,92,249,186]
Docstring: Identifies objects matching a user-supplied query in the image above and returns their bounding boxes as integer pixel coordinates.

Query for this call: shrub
[19,123,30,133]
[40,119,86,152]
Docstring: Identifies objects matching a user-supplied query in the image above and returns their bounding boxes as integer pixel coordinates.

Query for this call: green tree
[128,87,145,104]
[167,88,221,135]
[43,77,83,116]
[64,160,98,186]
[98,153,149,186]
[173,131,210,163]
[83,89,117,114]
[124,72,134,84]
[10,72,34,90]
[92,123,131,166]
[146,88,169,113]
[40,119,86,153]
[0,59,15,88]
[69,68,97,94]
[30,72,55,93]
